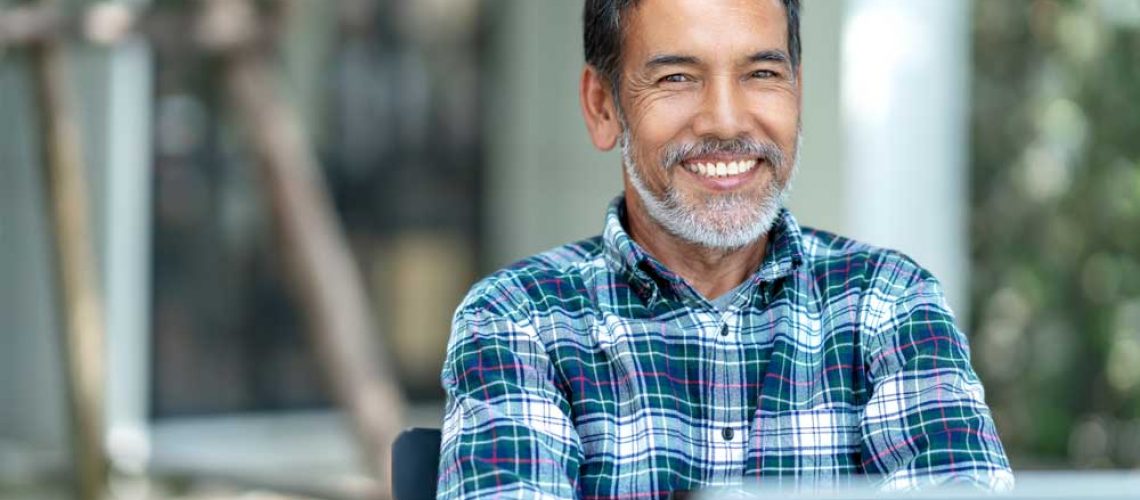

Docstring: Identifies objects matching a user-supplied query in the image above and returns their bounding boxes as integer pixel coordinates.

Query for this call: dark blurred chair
[392,427,442,500]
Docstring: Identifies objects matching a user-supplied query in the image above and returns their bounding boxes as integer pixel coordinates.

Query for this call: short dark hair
[583,0,801,89]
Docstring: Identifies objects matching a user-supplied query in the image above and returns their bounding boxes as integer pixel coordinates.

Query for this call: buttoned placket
[704,304,749,483]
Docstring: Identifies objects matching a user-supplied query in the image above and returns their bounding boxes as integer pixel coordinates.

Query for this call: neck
[625,191,769,300]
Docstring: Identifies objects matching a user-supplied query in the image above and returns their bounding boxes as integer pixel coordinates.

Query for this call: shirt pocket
[745,405,863,485]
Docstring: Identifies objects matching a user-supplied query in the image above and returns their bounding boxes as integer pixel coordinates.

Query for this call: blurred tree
[971,0,1140,470]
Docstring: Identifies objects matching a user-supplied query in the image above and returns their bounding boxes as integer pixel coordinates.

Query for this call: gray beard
[621,128,798,250]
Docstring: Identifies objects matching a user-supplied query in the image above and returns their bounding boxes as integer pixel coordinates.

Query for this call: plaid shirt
[438,196,1012,499]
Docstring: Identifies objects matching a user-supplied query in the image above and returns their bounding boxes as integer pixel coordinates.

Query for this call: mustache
[659,137,785,171]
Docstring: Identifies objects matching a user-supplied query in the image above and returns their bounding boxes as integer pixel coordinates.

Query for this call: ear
[579,65,621,151]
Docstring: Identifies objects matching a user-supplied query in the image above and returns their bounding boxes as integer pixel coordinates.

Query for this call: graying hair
[584,0,802,92]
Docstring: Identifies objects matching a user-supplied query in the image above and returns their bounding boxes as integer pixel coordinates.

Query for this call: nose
[691,76,752,140]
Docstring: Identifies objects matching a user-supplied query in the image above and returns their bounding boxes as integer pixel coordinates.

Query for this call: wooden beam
[15,1,404,496]
[200,1,406,497]
[0,3,61,46]
[29,0,108,498]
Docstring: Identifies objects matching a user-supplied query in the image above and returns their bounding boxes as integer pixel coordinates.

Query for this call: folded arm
[859,276,1014,491]
[437,282,582,499]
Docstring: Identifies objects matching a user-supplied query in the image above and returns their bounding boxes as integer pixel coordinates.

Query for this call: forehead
[624,0,788,60]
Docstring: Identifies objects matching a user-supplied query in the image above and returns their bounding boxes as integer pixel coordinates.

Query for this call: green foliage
[971,0,1140,469]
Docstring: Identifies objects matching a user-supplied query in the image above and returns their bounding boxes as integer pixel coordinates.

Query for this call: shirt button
[720,325,729,337]
[721,427,735,441]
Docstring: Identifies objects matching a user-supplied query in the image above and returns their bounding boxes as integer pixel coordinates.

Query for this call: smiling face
[593,0,802,249]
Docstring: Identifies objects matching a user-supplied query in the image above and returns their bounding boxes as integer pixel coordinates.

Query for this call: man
[437,0,1013,497]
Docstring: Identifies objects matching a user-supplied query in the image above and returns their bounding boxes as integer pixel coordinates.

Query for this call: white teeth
[685,160,759,178]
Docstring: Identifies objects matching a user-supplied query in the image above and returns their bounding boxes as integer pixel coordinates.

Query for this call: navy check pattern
[438,196,1012,498]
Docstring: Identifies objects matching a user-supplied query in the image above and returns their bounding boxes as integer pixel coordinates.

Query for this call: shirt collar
[602,194,805,298]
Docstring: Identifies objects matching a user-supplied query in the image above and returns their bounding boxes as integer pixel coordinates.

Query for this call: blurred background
[2,0,1139,498]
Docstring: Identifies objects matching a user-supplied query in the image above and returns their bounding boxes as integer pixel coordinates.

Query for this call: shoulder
[797,226,958,347]
[798,226,936,298]
[454,236,606,322]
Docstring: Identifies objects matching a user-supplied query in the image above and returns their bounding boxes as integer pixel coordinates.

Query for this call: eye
[751,69,779,79]
[659,73,692,84]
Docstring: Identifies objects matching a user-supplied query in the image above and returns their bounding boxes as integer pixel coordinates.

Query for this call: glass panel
[150,0,485,417]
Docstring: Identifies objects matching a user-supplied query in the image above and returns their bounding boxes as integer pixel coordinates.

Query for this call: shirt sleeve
[436,283,582,499]
[859,276,1015,492]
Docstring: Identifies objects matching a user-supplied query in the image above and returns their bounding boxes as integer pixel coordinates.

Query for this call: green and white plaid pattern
[438,196,1013,499]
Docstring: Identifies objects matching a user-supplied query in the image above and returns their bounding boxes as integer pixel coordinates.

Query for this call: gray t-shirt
[708,280,750,311]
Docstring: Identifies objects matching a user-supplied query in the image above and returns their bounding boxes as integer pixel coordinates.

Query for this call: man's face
[617,0,801,249]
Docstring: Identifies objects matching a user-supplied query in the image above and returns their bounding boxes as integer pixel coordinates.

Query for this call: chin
[625,149,790,250]
[655,189,785,250]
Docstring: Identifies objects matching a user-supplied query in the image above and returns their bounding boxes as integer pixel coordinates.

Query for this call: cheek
[630,98,697,171]
[632,96,697,145]
[749,93,801,144]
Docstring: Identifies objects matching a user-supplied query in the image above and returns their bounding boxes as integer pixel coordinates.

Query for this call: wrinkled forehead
[622,0,790,63]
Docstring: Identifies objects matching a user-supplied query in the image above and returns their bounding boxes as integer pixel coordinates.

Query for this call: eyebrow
[748,50,790,66]
[643,50,790,71]
[644,54,701,70]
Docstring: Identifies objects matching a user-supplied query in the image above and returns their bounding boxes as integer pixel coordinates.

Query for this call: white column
[102,29,155,474]
[842,0,972,318]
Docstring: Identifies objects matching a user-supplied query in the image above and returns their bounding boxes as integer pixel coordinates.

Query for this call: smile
[683,159,759,178]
